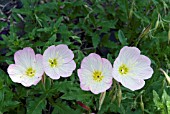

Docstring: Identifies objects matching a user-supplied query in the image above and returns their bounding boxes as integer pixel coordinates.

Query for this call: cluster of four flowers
[7,45,153,94]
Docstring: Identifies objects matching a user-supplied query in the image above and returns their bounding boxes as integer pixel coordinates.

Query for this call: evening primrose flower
[78,53,113,94]
[7,47,44,87]
[43,45,76,79]
[112,46,153,91]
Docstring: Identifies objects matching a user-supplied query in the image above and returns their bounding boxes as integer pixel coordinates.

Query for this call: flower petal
[7,64,25,83]
[130,55,153,80]
[43,46,60,79]
[43,64,60,79]
[81,53,102,72]
[14,47,36,68]
[78,69,93,91]
[101,58,113,84]
[121,77,145,91]
[43,45,75,79]
[112,70,121,82]
[56,60,76,77]
[43,45,56,61]
[90,82,112,94]
[112,46,154,91]
[118,46,141,65]
[21,76,41,87]
[55,44,74,63]
[78,53,113,94]
[34,54,44,78]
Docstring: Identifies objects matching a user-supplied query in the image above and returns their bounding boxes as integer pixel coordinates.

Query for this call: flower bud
[140,95,144,114]
[99,91,106,110]
[117,84,122,107]
[154,19,159,30]
[160,68,170,85]
[139,24,152,38]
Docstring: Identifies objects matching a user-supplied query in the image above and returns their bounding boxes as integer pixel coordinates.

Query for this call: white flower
[78,53,113,94]
[7,47,44,87]
[113,46,153,91]
[43,44,76,79]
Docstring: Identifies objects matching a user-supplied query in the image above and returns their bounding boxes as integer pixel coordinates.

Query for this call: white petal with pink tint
[118,46,140,65]
[56,60,76,77]
[101,58,113,84]
[121,77,145,91]
[77,53,113,94]
[14,47,36,68]
[80,53,102,72]
[112,46,153,91]
[7,64,25,83]
[55,44,74,63]
[43,45,76,79]
[78,69,92,91]
[7,47,44,87]
[90,81,112,94]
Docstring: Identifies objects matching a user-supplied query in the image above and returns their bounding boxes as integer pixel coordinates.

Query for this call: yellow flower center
[119,64,129,75]
[49,58,57,68]
[93,71,104,82]
[26,68,36,77]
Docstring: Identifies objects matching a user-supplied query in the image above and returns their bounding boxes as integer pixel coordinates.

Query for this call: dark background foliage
[0,0,170,113]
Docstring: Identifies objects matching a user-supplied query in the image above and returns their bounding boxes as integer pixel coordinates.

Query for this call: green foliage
[52,100,81,114]
[0,0,170,113]
[27,94,47,114]
[153,90,170,114]
[118,30,128,46]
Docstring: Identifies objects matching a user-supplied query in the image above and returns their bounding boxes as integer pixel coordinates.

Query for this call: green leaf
[153,90,164,110]
[52,101,80,114]
[71,36,82,44]
[54,16,63,29]
[48,34,57,43]
[3,101,20,109]
[107,53,114,63]
[162,90,170,103]
[167,101,170,114]
[118,30,128,46]
[27,94,47,114]
[96,20,116,32]
[5,60,13,65]
[37,27,52,32]
[92,34,100,48]
[61,91,92,101]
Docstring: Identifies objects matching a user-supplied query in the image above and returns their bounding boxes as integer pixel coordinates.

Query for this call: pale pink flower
[43,45,76,79]
[78,53,113,94]
[7,47,44,87]
[113,46,153,91]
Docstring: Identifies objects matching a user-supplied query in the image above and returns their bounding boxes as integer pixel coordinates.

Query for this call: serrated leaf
[27,94,47,114]
[4,101,20,108]
[52,101,80,114]
[61,91,92,101]
[47,81,80,98]
[97,20,116,30]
